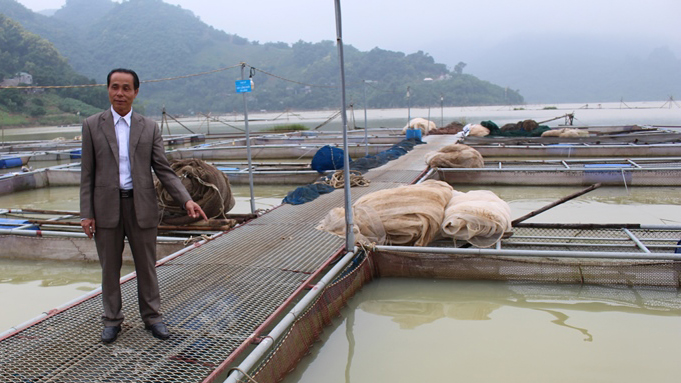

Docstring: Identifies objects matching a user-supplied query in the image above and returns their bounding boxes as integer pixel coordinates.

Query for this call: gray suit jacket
[80,109,190,229]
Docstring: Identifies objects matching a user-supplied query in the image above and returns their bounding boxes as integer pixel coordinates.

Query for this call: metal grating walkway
[0,135,458,382]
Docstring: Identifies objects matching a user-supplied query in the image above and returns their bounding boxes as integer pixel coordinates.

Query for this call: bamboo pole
[27,220,234,231]
[3,208,256,223]
[4,208,80,215]
[511,183,602,226]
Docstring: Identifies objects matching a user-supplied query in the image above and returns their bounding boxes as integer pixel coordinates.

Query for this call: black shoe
[145,322,170,340]
[101,326,121,343]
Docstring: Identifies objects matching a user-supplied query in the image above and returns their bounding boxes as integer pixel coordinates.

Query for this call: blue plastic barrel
[0,157,23,168]
[405,129,422,140]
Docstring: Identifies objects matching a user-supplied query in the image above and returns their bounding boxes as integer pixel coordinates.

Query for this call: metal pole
[241,63,256,214]
[407,86,411,126]
[440,94,444,128]
[363,80,369,157]
[334,0,354,249]
[373,245,681,261]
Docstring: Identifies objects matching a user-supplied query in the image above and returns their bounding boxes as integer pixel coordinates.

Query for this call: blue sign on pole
[235,79,252,93]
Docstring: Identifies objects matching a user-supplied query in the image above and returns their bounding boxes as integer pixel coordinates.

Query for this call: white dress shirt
[112,106,133,190]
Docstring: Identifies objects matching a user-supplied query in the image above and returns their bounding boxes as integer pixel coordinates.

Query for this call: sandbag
[425,144,484,168]
[156,158,236,225]
[441,190,511,248]
[317,180,453,246]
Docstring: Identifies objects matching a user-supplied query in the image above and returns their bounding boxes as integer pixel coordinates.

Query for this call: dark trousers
[95,196,162,327]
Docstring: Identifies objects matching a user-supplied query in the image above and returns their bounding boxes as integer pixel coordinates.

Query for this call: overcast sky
[16,0,681,68]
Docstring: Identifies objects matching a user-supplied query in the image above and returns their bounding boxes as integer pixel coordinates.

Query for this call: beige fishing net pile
[425,144,484,168]
[467,124,490,137]
[541,127,590,138]
[317,180,512,248]
[317,180,453,246]
[402,118,437,135]
[155,158,236,225]
[441,190,512,247]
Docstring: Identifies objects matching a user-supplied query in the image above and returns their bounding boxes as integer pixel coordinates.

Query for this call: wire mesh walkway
[0,134,458,382]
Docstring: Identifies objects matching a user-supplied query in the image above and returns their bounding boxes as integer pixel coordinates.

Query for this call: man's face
[108,72,139,116]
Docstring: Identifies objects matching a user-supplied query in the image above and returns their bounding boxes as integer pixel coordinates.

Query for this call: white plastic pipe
[374,245,681,261]
[0,227,187,241]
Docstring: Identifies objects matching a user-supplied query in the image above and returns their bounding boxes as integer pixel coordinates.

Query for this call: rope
[320,170,370,188]
[250,66,337,89]
[227,367,260,383]
[0,62,382,94]
[313,110,342,130]
[182,234,213,246]
[0,64,242,89]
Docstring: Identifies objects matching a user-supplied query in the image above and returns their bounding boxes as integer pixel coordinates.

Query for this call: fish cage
[227,224,681,382]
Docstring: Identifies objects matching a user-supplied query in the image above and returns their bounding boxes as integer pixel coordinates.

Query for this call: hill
[0,13,107,126]
[0,0,523,115]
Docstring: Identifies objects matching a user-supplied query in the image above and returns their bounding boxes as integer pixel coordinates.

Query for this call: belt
[120,189,133,198]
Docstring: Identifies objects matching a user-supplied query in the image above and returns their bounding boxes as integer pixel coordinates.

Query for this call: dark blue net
[282,183,336,205]
[311,145,351,173]
[284,138,423,205]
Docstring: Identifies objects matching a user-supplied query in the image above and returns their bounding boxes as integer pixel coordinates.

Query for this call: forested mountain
[1,0,523,115]
[0,13,107,123]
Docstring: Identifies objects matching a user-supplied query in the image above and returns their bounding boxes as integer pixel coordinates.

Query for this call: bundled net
[318,181,514,248]
[541,127,590,138]
[155,158,235,225]
[429,121,464,135]
[482,119,551,137]
[283,139,421,206]
[349,139,420,173]
[401,117,437,135]
[467,123,490,137]
[317,180,454,246]
[425,143,484,168]
[310,145,348,173]
[441,190,512,248]
[282,183,336,205]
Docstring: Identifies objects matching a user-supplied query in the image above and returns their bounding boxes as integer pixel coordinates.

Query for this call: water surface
[282,278,681,383]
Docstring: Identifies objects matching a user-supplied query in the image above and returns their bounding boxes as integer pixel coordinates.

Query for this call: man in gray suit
[80,68,207,344]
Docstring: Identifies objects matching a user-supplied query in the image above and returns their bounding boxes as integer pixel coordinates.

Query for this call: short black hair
[107,68,140,90]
